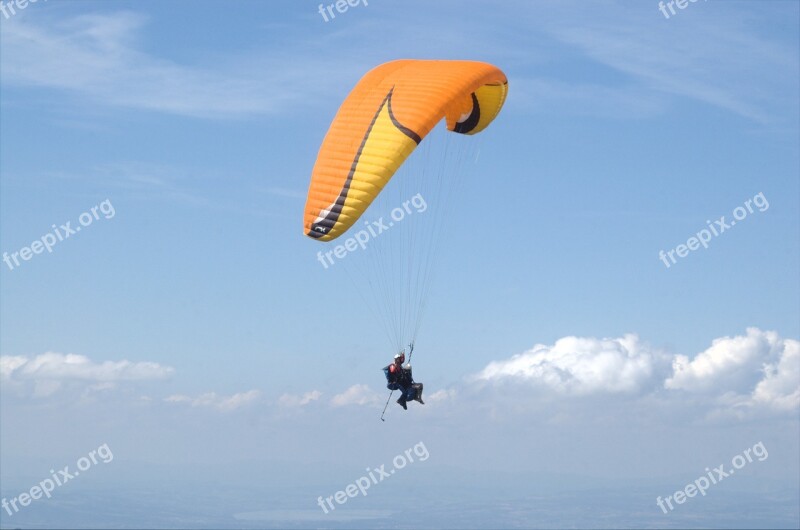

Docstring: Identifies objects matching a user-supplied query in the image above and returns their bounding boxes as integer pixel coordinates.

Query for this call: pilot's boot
[414,383,424,404]
[397,397,408,410]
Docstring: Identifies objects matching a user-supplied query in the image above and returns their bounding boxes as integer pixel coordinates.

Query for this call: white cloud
[331,384,382,407]
[165,390,261,411]
[751,341,800,411]
[1,352,174,398]
[474,334,666,396]
[472,328,799,418]
[665,328,785,392]
[427,388,456,403]
[278,390,322,407]
[0,355,28,379]
[1,352,173,382]
[665,328,799,415]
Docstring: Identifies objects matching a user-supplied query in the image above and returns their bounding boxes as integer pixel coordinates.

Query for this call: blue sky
[1,1,798,528]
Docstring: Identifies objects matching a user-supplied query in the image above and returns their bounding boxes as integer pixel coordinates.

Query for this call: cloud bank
[1,352,173,397]
[3,329,795,420]
[473,328,798,417]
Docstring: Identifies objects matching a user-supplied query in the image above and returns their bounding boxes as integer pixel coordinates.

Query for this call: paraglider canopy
[304,59,508,241]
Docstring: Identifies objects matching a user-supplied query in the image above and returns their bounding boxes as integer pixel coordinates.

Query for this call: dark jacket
[384,362,413,389]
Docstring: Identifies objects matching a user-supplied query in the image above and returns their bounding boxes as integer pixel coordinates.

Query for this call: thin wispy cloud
[0,12,347,119]
[331,384,382,407]
[165,389,261,411]
[511,78,667,119]
[278,389,322,407]
[530,1,799,123]
[3,2,794,126]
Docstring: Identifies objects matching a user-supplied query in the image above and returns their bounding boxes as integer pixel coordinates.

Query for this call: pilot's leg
[396,386,409,410]
[413,383,424,404]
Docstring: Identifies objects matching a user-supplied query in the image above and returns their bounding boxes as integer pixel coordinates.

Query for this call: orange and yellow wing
[304,59,508,241]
